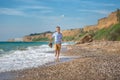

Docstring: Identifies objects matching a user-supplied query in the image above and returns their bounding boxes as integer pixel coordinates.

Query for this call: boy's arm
[50,37,52,43]
[48,34,53,48]
[61,33,63,41]
[49,34,53,43]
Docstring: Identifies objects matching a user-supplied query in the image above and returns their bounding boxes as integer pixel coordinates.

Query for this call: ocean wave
[62,42,75,46]
[0,49,5,54]
[0,44,55,72]
[0,42,74,72]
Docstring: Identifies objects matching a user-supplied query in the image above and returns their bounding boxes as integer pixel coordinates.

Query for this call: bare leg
[55,50,57,57]
[57,50,60,59]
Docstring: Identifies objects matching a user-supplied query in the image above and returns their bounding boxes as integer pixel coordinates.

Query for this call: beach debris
[76,34,93,44]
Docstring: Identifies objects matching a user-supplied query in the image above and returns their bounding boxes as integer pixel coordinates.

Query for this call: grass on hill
[32,37,49,41]
[63,36,75,41]
[93,23,120,41]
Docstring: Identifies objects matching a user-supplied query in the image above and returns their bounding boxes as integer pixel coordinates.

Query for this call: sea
[0,42,74,73]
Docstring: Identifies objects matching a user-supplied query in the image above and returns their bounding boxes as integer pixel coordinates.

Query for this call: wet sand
[0,71,17,80]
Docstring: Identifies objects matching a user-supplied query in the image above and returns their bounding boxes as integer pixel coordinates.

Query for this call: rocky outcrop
[76,34,93,44]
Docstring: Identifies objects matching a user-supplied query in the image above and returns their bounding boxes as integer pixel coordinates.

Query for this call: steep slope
[84,9,120,32]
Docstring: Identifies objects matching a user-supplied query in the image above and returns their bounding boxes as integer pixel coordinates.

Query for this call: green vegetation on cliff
[94,24,120,41]
[32,37,49,41]
[117,9,120,23]
[63,36,75,41]
[73,23,120,42]
[29,31,53,36]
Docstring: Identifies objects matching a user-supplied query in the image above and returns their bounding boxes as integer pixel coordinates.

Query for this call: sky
[0,0,120,41]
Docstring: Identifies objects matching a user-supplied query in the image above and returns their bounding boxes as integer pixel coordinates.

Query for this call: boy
[50,26,63,59]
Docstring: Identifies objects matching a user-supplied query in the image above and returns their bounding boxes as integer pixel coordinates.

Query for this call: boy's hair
[56,26,60,29]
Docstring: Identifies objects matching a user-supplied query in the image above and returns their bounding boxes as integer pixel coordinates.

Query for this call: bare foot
[55,54,57,57]
[57,55,59,59]
[56,57,60,62]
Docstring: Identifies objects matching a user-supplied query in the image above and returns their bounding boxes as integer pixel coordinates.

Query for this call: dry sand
[15,41,120,80]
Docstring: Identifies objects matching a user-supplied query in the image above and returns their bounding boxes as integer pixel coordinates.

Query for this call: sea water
[0,42,74,72]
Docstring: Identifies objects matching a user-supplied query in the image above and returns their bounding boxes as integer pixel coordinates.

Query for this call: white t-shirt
[52,32,63,44]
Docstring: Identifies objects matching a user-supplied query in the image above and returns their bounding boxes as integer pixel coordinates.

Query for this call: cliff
[23,29,83,42]
[83,25,98,32]
[84,10,119,32]
[23,31,53,42]
[62,28,83,37]
[97,12,118,29]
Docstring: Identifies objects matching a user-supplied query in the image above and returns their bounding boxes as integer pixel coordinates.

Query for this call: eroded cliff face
[83,25,98,32]
[62,28,83,37]
[23,33,52,42]
[83,11,119,32]
[97,12,118,29]
[23,29,83,42]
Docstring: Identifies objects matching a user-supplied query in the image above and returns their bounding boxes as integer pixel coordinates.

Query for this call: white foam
[62,42,75,46]
[0,45,55,72]
[0,49,4,54]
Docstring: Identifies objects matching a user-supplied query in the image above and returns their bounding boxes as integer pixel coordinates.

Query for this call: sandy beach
[1,41,120,80]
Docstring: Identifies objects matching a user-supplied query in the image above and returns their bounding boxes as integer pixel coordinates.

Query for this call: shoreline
[0,56,78,80]
[0,41,120,80]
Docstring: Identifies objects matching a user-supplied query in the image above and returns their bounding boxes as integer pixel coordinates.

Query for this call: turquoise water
[0,42,48,52]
